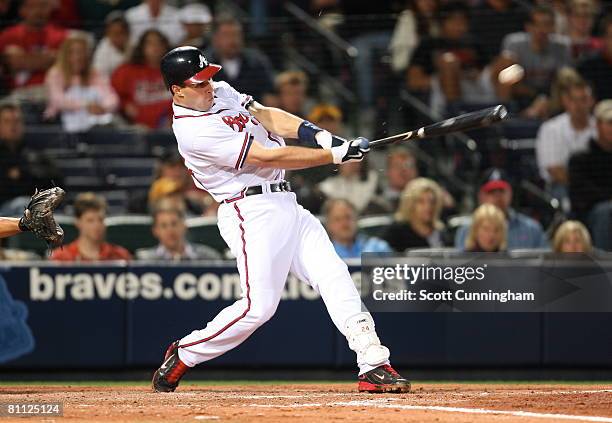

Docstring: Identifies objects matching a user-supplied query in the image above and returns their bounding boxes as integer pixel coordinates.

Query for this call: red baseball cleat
[358,365,411,393]
[152,341,189,392]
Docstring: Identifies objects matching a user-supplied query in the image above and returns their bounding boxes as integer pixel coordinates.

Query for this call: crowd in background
[0,0,610,262]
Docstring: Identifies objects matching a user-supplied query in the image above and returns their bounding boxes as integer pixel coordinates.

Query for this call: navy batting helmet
[160,46,222,89]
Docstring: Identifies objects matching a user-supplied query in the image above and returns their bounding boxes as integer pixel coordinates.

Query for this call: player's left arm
[0,217,21,239]
[247,101,345,150]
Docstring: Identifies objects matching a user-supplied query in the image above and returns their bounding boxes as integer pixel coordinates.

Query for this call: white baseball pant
[177,190,390,375]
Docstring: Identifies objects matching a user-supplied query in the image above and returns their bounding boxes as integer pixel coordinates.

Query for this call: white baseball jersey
[170,80,391,377]
[173,81,285,202]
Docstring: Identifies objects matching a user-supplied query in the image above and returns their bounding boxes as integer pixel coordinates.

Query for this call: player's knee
[247,298,279,327]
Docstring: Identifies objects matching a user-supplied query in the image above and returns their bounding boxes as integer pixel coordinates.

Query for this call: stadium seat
[77,128,147,157]
[105,215,157,254]
[357,215,393,238]
[145,130,178,157]
[100,158,157,189]
[62,176,108,192]
[23,126,76,157]
[186,216,227,254]
[56,158,98,177]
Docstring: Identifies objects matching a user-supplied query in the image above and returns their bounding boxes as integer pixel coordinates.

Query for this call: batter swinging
[152,46,410,393]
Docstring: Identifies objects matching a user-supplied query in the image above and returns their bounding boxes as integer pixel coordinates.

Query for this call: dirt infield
[1,382,611,422]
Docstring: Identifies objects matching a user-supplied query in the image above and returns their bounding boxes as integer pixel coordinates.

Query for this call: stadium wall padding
[0,263,610,369]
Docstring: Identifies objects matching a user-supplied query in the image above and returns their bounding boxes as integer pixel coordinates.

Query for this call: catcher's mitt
[18,187,66,249]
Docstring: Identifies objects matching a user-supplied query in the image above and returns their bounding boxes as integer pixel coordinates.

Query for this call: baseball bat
[369,105,508,148]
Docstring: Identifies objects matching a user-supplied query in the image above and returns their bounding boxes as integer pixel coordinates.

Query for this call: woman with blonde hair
[383,177,445,251]
[44,32,119,133]
[465,204,507,252]
[552,220,593,253]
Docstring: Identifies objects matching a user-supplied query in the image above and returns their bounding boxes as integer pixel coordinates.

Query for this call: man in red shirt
[51,193,131,261]
[0,0,68,89]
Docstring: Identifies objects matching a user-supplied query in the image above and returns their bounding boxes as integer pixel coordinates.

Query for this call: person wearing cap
[92,11,131,78]
[454,168,548,251]
[568,99,612,250]
[179,3,212,48]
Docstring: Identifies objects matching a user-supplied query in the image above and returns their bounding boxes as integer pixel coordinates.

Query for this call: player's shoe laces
[152,341,189,392]
[358,365,411,393]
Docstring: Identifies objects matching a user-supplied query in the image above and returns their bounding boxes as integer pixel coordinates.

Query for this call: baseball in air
[498,64,524,85]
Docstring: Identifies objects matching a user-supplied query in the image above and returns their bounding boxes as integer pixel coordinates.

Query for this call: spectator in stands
[470,0,525,66]
[44,33,119,133]
[407,1,496,112]
[568,99,612,251]
[578,15,612,101]
[324,199,392,259]
[389,0,440,75]
[495,5,572,118]
[552,220,593,253]
[148,177,187,213]
[383,177,446,252]
[308,103,343,135]
[381,147,419,211]
[125,0,183,46]
[204,15,275,104]
[51,192,132,261]
[154,152,217,216]
[455,169,548,250]
[179,3,212,48]
[274,71,312,118]
[0,0,69,91]
[464,204,507,252]
[135,201,221,261]
[568,0,603,61]
[0,104,61,215]
[536,77,596,200]
[319,159,379,214]
[92,12,131,78]
[111,29,171,129]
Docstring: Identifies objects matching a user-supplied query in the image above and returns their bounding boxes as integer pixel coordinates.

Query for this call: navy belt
[224,181,292,203]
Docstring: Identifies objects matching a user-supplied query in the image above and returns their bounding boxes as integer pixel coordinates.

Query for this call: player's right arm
[0,217,21,239]
[245,138,370,170]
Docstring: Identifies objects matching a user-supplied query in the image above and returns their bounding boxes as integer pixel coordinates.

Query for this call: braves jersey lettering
[173,81,285,202]
[222,113,250,132]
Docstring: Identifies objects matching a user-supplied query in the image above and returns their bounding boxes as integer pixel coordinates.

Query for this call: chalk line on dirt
[248,399,612,422]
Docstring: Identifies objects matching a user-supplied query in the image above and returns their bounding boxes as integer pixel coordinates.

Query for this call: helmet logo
[199,55,205,69]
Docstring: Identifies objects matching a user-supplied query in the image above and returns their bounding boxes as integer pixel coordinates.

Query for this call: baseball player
[0,188,65,247]
[152,46,410,394]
